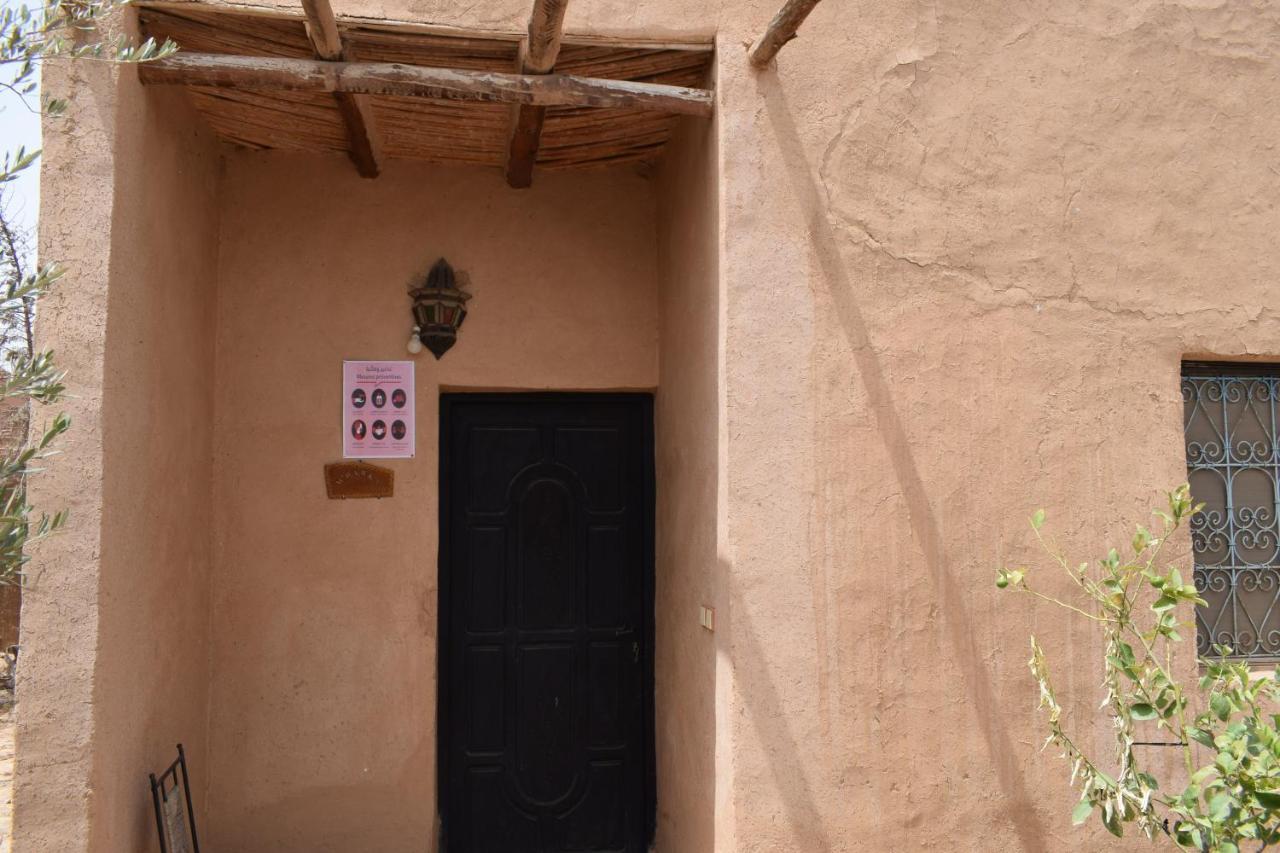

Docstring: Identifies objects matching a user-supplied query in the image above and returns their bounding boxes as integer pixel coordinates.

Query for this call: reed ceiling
[137,3,715,173]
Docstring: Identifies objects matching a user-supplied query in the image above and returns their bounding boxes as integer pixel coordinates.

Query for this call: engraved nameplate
[325,461,394,499]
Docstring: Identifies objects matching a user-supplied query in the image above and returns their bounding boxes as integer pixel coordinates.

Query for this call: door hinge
[632,641,639,664]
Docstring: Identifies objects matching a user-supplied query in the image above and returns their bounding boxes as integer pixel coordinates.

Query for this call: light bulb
[407,326,424,355]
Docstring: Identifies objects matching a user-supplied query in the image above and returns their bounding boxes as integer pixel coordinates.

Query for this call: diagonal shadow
[731,581,835,851]
[750,71,1053,850]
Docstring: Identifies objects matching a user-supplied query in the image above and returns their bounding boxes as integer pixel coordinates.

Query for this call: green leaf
[1131,703,1158,721]
[1211,693,1232,722]
[1255,791,1280,809]
[1071,799,1093,825]
[1209,792,1232,820]
[1189,727,1216,749]
[1102,806,1123,837]
[995,568,1024,589]
[1152,595,1178,613]
[1031,509,1046,530]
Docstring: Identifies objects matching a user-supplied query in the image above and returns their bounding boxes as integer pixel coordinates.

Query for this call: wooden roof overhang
[135,1,715,186]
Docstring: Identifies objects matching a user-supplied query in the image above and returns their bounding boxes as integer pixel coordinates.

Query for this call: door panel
[467,528,506,632]
[516,474,578,630]
[440,395,653,853]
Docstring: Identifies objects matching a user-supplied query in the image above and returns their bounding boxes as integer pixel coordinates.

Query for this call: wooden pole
[748,0,825,67]
[523,0,569,74]
[299,0,344,59]
[300,0,382,178]
[505,0,570,188]
[138,53,716,116]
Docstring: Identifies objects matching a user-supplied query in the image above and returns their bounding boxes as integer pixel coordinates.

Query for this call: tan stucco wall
[91,83,222,852]
[712,1,1280,850]
[654,116,722,852]
[16,61,222,853]
[204,151,659,852]
[21,0,1280,850]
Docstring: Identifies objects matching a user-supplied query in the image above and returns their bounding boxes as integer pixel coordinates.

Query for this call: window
[1183,363,1280,661]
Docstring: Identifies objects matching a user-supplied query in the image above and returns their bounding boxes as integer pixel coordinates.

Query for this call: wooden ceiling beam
[504,0,570,189]
[749,0,825,67]
[138,53,716,116]
[504,103,548,189]
[300,0,382,177]
[332,91,381,177]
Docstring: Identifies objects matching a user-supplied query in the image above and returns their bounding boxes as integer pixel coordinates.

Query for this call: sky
[0,0,44,258]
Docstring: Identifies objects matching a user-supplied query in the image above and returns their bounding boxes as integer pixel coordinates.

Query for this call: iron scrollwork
[1184,371,1280,660]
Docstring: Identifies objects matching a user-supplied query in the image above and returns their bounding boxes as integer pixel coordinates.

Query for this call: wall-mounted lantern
[407,258,471,359]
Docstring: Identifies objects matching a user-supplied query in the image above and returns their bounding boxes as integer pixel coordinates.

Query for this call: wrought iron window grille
[1183,362,1280,662]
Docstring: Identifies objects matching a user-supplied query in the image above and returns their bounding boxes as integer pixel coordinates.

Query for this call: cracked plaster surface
[818,0,1280,318]
[715,0,1280,850]
[21,0,1280,851]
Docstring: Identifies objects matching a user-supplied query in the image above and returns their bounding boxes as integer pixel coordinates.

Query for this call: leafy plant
[997,485,1280,852]
[0,0,174,118]
[0,0,175,586]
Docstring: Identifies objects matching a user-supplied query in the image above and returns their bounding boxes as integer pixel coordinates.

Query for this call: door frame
[436,391,656,851]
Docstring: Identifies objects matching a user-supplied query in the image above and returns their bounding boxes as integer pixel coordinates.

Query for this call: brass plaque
[325,461,394,499]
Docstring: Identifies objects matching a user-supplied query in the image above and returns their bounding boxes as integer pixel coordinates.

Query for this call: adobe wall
[712,1,1280,850]
[340,0,1277,848]
[24,0,1280,850]
[16,60,222,853]
[90,83,223,851]
[205,152,659,851]
[654,115,723,852]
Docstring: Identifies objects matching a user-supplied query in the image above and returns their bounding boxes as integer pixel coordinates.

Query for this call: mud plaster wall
[206,152,659,852]
[654,116,721,852]
[22,0,1280,850]
[15,62,222,853]
[91,83,222,852]
[299,0,1272,849]
[714,1,1280,850]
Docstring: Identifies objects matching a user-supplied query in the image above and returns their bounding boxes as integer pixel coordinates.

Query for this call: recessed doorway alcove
[60,6,723,851]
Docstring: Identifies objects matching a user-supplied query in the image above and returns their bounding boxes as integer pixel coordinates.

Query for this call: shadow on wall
[728,576,834,852]
[746,71,1053,851]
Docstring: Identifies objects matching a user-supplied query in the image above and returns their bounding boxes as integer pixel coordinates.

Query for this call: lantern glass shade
[408,258,471,359]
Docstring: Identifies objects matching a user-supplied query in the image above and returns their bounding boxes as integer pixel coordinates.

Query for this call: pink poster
[342,361,415,459]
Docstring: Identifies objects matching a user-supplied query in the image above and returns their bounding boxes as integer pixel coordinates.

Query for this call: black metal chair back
[149,743,201,853]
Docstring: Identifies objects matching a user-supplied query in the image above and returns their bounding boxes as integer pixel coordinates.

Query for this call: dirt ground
[0,706,13,853]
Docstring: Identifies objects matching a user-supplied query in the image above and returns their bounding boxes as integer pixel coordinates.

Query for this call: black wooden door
[439,394,654,853]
